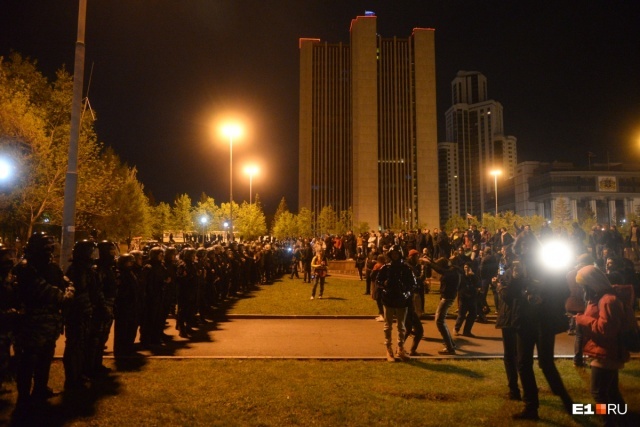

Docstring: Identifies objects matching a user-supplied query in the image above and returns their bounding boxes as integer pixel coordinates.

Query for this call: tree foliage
[172,194,193,233]
[296,207,314,238]
[271,196,289,234]
[316,205,337,236]
[96,166,150,241]
[272,211,297,240]
[0,53,145,242]
[149,202,172,241]
[236,201,267,240]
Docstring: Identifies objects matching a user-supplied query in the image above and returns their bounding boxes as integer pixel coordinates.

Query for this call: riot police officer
[14,232,73,408]
[113,254,140,358]
[93,241,118,374]
[176,248,198,338]
[0,243,17,392]
[140,247,168,346]
[63,239,98,388]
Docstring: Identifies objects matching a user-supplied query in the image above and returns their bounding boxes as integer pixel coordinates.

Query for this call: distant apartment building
[439,71,517,224]
[299,14,439,231]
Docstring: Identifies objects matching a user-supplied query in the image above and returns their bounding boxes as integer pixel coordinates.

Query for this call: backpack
[612,285,640,353]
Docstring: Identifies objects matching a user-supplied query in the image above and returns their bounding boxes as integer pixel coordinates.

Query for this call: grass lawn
[230,276,489,316]
[2,359,639,426]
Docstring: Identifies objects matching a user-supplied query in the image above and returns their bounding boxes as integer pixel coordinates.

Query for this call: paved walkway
[55,315,579,360]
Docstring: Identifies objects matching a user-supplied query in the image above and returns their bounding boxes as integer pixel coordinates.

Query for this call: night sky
[2,0,639,214]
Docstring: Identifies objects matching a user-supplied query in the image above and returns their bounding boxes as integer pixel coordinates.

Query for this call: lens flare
[0,158,11,180]
[539,240,574,272]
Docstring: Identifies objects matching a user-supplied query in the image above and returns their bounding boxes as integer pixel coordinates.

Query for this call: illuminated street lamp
[223,222,229,243]
[199,215,208,245]
[0,157,13,182]
[221,123,243,242]
[489,169,502,215]
[244,164,259,204]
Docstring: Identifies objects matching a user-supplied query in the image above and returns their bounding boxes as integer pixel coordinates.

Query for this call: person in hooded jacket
[576,266,631,427]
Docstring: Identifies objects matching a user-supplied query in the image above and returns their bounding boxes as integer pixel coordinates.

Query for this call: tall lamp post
[244,165,259,205]
[60,0,87,270]
[199,215,208,246]
[489,169,502,215]
[221,123,242,242]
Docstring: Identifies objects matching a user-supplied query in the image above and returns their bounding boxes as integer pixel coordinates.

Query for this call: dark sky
[2,0,639,214]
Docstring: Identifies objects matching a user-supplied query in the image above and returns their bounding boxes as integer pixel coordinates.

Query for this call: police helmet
[117,253,135,270]
[196,247,208,260]
[181,247,196,262]
[148,246,164,262]
[164,247,177,261]
[24,232,55,258]
[97,240,118,261]
[73,239,97,262]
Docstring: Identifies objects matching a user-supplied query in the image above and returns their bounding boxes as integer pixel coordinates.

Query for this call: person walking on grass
[375,245,417,362]
[310,250,328,300]
[454,262,481,338]
[427,257,460,355]
[405,249,425,355]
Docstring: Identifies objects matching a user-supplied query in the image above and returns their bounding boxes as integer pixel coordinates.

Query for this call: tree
[0,53,125,241]
[272,211,297,240]
[96,166,150,241]
[193,194,221,232]
[271,196,289,233]
[444,214,468,234]
[236,201,267,240]
[149,202,172,242]
[553,197,572,229]
[355,222,370,235]
[296,207,314,238]
[316,205,337,235]
[172,194,193,233]
[335,208,353,235]
[219,201,241,231]
[580,204,596,224]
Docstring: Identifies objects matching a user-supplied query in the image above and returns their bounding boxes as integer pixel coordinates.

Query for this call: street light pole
[244,165,259,205]
[221,123,242,243]
[229,134,233,241]
[200,216,207,246]
[60,0,87,270]
[490,170,502,215]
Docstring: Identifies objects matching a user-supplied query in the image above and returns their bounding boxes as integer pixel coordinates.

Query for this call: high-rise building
[299,14,439,231]
[439,71,517,223]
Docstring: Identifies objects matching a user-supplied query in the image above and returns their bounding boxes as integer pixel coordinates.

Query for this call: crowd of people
[1,220,639,424]
[353,222,638,424]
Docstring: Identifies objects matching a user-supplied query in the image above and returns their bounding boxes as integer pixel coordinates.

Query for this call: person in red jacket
[575,265,629,427]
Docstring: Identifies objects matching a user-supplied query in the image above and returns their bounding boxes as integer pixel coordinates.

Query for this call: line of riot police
[0,233,296,412]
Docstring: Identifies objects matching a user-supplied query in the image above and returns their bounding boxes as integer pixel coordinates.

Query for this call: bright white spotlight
[539,240,574,272]
[0,158,11,181]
